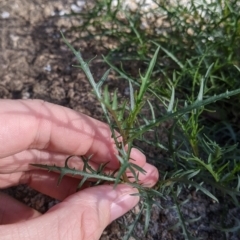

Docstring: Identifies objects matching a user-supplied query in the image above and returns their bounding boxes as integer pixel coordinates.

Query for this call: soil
[0,0,239,240]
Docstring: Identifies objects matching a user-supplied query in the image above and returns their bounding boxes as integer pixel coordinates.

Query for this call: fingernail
[110,185,139,221]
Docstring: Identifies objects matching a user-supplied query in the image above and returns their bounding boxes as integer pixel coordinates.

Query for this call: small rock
[1,11,10,19]
[43,64,51,72]
[71,4,82,13]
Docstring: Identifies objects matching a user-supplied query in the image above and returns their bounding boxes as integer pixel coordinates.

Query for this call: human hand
[0,99,158,240]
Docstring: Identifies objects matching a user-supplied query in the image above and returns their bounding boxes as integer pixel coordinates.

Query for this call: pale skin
[0,99,159,240]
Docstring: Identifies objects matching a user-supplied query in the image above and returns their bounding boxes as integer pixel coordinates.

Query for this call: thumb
[0,184,139,240]
[59,184,140,240]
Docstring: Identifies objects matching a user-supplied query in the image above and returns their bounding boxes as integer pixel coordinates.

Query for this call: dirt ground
[0,0,240,239]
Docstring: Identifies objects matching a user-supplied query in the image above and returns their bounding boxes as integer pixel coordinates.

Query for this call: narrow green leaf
[103,85,110,104]
[112,89,118,110]
[62,33,113,129]
[204,62,214,80]
[96,162,109,176]
[195,182,219,202]
[187,169,200,179]
[129,162,147,174]
[118,100,127,121]
[147,100,155,121]
[97,69,111,90]
[86,55,97,66]
[137,46,160,101]
[185,216,202,224]
[234,64,240,72]
[57,171,66,186]
[129,87,240,142]
[114,163,129,187]
[77,176,88,190]
[167,86,175,112]
[143,46,160,83]
[236,175,240,191]
[30,163,117,182]
[128,79,135,111]
[128,166,140,182]
[197,78,204,101]
[144,201,151,234]
[157,43,184,69]
[217,162,229,175]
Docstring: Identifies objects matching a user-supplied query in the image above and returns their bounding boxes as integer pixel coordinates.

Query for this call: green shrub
[34,0,240,238]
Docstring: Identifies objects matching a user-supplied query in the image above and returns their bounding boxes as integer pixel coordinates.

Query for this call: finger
[0,150,85,173]
[0,99,118,168]
[0,100,146,170]
[0,192,41,224]
[0,184,139,240]
[0,172,23,188]
[23,170,91,200]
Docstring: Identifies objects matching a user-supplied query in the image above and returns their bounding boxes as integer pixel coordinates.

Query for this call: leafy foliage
[33,0,240,239]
